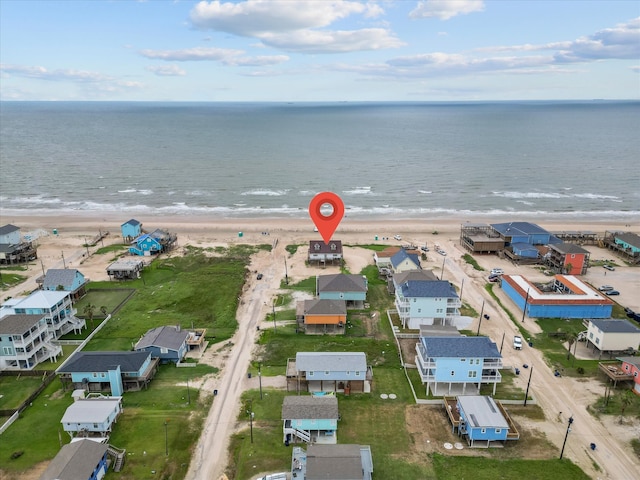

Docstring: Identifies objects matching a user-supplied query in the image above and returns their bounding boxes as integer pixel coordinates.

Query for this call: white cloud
[146,65,187,76]
[409,0,485,20]
[140,46,244,62]
[188,0,400,54]
[0,64,144,88]
[225,55,289,66]
[260,28,404,53]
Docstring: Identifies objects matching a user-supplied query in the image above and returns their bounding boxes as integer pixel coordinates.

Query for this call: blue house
[394,279,461,329]
[39,439,109,480]
[0,224,21,244]
[60,395,123,439]
[317,274,368,307]
[415,336,502,396]
[501,274,613,319]
[289,352,370,394]
[134,325,189,363]
[511,243,539,259]
[282,395,339,444]
[129,228,177,256]
[121,219,142,241]
[490,222,561,247]
[57,351,159,396]
[37,268,88,300]
[456,395,518,447]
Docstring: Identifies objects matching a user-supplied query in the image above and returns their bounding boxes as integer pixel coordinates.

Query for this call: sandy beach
[2,211,640,480]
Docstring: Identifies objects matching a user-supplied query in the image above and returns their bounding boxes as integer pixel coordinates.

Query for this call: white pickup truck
[513,335,523,350]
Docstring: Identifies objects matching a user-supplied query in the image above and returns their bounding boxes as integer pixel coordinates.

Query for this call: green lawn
[0,375,46,410]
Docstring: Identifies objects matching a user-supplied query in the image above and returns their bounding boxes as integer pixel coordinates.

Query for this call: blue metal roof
[390,249,420,268]
[491,222,549,236]
[420,336,502,358]
[400,280,457,298]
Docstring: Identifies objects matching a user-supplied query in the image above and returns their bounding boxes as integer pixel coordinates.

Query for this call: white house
[390,249,421,274]
[61,395,123,439]
[586,319,640,353]
[395,280,461,329]
[0,314,62,370]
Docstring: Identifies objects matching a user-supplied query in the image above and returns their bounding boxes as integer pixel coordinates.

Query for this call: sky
[1,0,639,102]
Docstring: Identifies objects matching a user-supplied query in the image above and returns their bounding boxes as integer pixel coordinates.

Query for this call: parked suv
[513,335,523,350]
[603,264,615,271]
[491,268,504,275]
[598,285,614,292]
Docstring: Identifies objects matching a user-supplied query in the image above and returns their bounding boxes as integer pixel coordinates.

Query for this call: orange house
[299,299,347,335]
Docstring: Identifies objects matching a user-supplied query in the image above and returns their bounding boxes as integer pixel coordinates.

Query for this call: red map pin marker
[309,191,345,244]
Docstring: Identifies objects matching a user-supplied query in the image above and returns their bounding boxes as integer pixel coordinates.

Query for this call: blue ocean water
[1,101,639,220]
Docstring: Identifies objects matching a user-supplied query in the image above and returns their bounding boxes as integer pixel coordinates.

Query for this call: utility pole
[272,300,277,333]
[164,419,169,456]
[84,237,90,257]
[560,416,574,459]
[248,399,254,444]
[187,378,191,404]
[284,257,289,285]
[499,332,505,354]
[258,363,263,400]
[524,365,533,406]
[459,278,464,303]
[440,257,446,280]
[477,301,485,336]
[521,288,530,322]
[61,251,66,269]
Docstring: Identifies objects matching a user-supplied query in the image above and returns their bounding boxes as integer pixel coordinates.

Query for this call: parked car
[437,249,447,256]
[394,234,402,241]
[598,285,614,292]
[257,273,263,280]
[488,275,501,283]
[606,290,620,296]
[421,246,429,252]
[491,268,504,275]
[513,335,523,350]
[603,264,615,271]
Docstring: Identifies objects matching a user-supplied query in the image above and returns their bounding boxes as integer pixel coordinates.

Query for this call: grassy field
[0,375,47,410]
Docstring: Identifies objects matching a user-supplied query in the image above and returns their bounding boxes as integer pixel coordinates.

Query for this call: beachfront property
[373,246,402,269]
[39,439,110,480]
[390,248,421,273]
[297,299,347,335]
[415,336,503,396]
[282,395,339,445]
[120,218,142,242]
[394,279,461,330]
[128,228,177,256]
[134,325,189,363]
[308,240,343,264]
[603,231,640,265]
[585,319,640,354]
[543,243,590,275]
[316,274,368,307]
[36,268,89,300]
[60,394,123,439]
[286,352,371,394]
[106,258,145,280]
[459,223,506,254]
[291,444,373,480]
[501,274,614,319]
[0,314,62,370]
[0,223,38,265]
[57,351,160,395]
[444,395,519,448]
[1,290,86,339]
[618,357,640,395]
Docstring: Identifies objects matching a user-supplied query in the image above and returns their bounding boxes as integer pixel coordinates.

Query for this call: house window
[92,372,98,378]
[461,358,466,362]
[325,371,330,375]
[100,373,106,378]
[356,371,361,376]
[314,244,320,251]
[589,332,593,339]
[160,347,169,354]
[451,370,455,376]
[495,429,502,434]
[481,428,486,434]
[418,309,421,313]
[595,338,599,344]
[346,371,351,375]
[308,371,314,376]
[635,372,638,377]
[330,243,336,251]
[93,423,99,428]
[2,346,12,355]
[468,371,477,378]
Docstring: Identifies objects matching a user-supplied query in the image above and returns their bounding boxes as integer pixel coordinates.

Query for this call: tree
[100,306,108,317]
[566,332,578,361]
[619,390,634,423]
[83,303,96,330]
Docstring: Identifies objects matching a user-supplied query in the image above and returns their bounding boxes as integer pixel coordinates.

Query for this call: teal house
[37,268,88,300]
[129,229,177,256]
[282,395,339,445]
[121,219,142,241]
[316,274,368,307]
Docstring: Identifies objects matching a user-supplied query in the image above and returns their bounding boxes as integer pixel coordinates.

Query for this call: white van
[513,336,522,350]
[258,473,287,480]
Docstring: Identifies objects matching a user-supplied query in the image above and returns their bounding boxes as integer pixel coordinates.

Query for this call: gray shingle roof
[393,270,438,285]
[0,224,19,236]
[549,243,589,254]
[135,326,189,351]
[420,336,502,358]
[309,240,343,254]
[317,274,367,293]
[400,280,458,298]
[39,439,108,480]
[58,351,150,374]
[296,352,367,372]
[303,299,347,316]
[590,319,640,333]
[281,396,339,420]
[614,232,640,249]
[306,444,365,480]
[42,269,82,289]
[0,314,43,334]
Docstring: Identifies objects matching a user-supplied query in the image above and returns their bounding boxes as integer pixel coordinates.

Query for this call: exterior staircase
[107,444,126,472]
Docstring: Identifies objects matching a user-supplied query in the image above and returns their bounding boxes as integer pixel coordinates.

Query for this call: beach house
[415,336,503,396]
[308,240,343,264]
[291,444,373,480]
[0,314,62,370]
[452,395,519,447]
[120,218,142,242]
[603,231,640,265]
[106,258,145,280]
[585,319,640,354]
[287,352,371,394]
[0,224,38,265]
[39,439,110,480]
[390,249,421,273]
[298,299,347,335]
[544,243,590,275]
[394,279,461,329]
[134,325,190,363]
[282,395,339,445]
[316,274,368,307]
[60,395,123,439]
[37,268,89,300]
[129,228,177,256]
